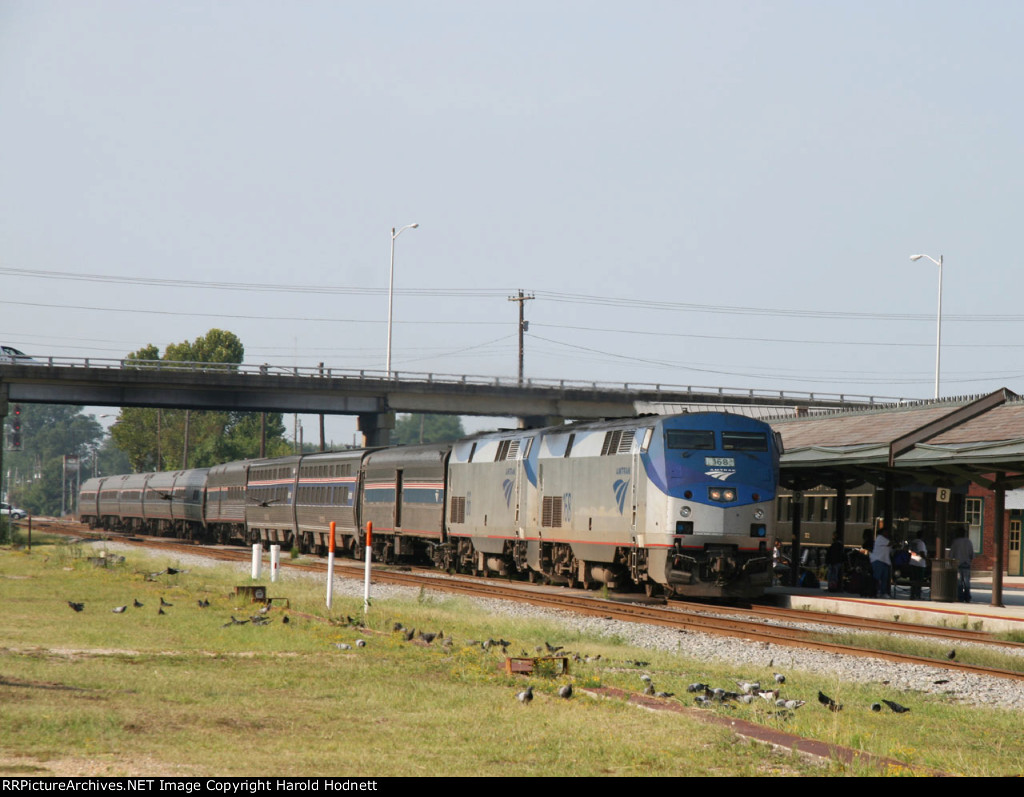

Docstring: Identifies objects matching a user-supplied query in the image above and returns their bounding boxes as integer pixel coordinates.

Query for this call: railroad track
[31,517,1024,683]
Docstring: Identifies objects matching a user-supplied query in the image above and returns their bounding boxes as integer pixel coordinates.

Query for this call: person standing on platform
[826,531,845,593]
[909,533,928,600]
[950,527,974,602]
[870,525,892,598]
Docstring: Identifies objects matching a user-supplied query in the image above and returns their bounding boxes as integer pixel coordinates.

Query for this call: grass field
[1,538,1022,777]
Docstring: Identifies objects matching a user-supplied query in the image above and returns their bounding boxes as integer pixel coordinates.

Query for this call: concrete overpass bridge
[0,356,910,445]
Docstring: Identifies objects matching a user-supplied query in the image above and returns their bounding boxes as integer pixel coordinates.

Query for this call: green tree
[392,414,466,446]
[110,329,288,470]
[4,404,104,516]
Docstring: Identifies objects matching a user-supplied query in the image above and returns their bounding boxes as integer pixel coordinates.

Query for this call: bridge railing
[5,356,913,408]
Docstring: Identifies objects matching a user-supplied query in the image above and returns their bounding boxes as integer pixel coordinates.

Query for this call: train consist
[79,412,781,599]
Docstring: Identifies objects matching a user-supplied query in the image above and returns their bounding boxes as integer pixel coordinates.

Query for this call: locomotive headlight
[723,489,736,502]
[709,488,722,501]
[679,506,691,518]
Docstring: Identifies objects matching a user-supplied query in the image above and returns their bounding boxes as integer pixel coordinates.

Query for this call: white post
[270,544,281,583]
[326,521,336,610]
[251,544,261,580]
[363,522,373,615]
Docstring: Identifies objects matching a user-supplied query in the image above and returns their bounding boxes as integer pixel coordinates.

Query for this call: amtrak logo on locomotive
[613,479,629,514]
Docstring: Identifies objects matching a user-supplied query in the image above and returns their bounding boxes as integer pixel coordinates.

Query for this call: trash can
[930,558,957,602]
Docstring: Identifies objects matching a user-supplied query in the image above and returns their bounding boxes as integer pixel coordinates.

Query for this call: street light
[909,253,943,399]
[387,223,420,375]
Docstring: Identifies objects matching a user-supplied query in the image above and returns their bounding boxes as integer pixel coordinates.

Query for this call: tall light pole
[387,223,419,375]
[910,253,943,399]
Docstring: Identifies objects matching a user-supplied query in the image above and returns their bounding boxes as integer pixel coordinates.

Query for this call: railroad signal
[10,404,21,450]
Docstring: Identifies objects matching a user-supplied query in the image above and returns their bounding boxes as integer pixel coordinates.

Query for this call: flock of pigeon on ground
[65,567,290,628]
[65,567,916,719]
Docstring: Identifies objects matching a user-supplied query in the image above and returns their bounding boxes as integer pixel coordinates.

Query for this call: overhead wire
[4,265,1024,322]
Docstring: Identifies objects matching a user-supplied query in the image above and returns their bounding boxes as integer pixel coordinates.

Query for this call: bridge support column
[358,412,395,448]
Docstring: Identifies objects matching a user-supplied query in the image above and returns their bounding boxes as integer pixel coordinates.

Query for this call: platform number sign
[936,487,951,504]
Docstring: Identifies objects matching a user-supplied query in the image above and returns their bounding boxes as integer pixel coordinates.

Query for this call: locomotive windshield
[666,430,714,449]
[721,431,768,451]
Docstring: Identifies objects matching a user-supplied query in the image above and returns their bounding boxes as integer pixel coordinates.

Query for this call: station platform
[766,576,1024,634]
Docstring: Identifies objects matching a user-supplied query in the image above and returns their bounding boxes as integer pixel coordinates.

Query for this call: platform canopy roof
[769,388,1024,490]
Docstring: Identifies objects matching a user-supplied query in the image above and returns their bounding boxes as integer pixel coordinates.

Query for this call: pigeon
[773,673,786,684]
[686,683,708,693]
[516,686,533,705]
[133,599,144,608]
[643,683,655,696]
[947,649,956,661]
[197,599,210,609]
[694,696,715,708]
[737,694,755,704]
[111,605,127,614]
[160,597,172,607]
[222,616,249,627]
[545,641,563,654]
[736,680,760,694]
[165,567,180,575]
[67,601,84,612]
[335,643,352,650]
[158,607,166,615]
[558,684,573,699]
[818,691,842,712]
[640,674,652,684]
[403,628,416,642]
[776,699,805,710]
[757,690,780,702]
[393,622,404,632]
[355,639,366,648]
[654,691,675,699]
[871,703,882,712]
[282,616,290,624]
[418,631,438,644]
[882,699,910,714]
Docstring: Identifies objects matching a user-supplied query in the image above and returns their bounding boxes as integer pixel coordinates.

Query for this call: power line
[0,299,505,325]
[6,265,1024,322]
[0,266,509,298]
[534,323,1024,349]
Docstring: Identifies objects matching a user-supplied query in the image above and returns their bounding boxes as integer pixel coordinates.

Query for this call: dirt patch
[0,753,200,777]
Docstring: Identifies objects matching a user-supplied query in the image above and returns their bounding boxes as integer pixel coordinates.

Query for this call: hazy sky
[2,1,1023,443]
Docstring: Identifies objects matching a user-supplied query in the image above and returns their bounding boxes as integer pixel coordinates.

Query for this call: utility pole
[508,289,535,385]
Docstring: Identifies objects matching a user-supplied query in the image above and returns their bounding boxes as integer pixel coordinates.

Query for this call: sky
[2,1,1024,445]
